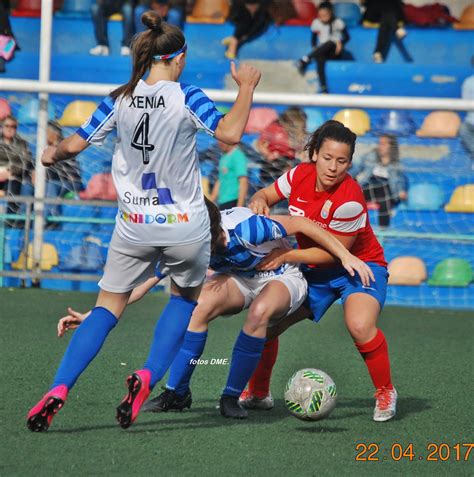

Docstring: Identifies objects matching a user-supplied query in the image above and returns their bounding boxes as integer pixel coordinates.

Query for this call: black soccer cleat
[219,395,248,419]
[142,388,192,413]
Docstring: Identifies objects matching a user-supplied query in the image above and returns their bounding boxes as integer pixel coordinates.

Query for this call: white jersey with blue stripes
[77,79,223,246]
[210,207,294,278]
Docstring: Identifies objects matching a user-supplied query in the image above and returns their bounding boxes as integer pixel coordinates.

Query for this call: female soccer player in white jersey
[27,11,261,432]
[248,120,397,422]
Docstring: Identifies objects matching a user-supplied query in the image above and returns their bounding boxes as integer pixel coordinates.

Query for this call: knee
[346,318,375,342]
[192,299,217,324]
[246,302,272,332]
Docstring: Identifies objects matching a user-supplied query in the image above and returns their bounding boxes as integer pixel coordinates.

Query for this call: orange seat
[58,100,98,127]
[245,107,279,134]
[11,243,59,271]
[187,0,229,24]
[416,111,461,138]
[454,5,474,30]
[388,256,427,286]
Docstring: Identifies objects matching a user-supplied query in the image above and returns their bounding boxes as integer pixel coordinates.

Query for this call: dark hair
[378,133,400,163]
[305,120,357,161]
[319,1,333,12]
[110,11,185,100]
[47,120,63,139]
[204,197,222,253]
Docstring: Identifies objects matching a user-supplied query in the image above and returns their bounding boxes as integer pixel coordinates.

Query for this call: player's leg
[341,264,396,421]
[221,272,307,418]
[242,272,310,410]
[27,230,157,432]
[116,238,212,428]
[144,274,245,412]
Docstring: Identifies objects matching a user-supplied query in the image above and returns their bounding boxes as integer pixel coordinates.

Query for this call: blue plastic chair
[18,98,56,125]
[374,110,416,136]
[406,183,444,211]
[333,2,361,27]
[58,0,93,17]
[304,108,325,132]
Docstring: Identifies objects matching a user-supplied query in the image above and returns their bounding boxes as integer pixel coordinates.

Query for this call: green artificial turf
[1,288,472,476]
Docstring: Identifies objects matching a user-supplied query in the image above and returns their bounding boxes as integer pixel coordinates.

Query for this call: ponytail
[110,11,185,100]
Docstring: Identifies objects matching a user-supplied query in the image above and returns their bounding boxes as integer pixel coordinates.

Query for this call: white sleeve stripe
[87,110,115,142]
[329,213,367,233]
[185,106,216,135]
[276,173,291,198]
[330,210,365,223]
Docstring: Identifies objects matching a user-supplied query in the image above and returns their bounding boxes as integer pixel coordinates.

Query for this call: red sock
[355,329,393,390]
[248,337,279,398]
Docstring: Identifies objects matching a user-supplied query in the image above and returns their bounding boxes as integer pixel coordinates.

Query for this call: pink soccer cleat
[116,369,151,429]
[27,385,69,432]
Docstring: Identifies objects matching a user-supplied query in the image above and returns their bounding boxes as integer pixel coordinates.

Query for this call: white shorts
[99,229,210,292]
[227,265,307,318]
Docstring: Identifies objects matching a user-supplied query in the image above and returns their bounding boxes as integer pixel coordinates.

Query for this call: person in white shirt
[295,1,350,93]
[27,11,261,433]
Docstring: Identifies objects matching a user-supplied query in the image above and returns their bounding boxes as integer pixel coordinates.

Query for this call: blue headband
[153,43,187,61]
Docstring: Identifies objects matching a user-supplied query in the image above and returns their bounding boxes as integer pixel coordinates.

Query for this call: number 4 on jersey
[131,113,155,164]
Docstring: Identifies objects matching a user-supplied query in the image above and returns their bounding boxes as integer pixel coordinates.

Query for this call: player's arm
[214,62,261,145]
[44,95,116,167]
[42,134,89,166]
[128,276,161,304]
[267,216,373,285]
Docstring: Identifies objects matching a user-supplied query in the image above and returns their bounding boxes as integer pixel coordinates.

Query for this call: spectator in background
[361,0,407,63]
[134,0,193,31]
[223,0,273,60]
[295,2,350,94]
[352,134,407,228]
[460,75,474,160]
[45,121,83,225]
[210,140,248,210]
[278,106,308,161]
[89,0,134,56]
[0,0,18,73]
[0,115,34,226]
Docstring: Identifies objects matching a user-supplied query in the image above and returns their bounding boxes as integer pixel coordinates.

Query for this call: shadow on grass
[48,396,431,434]
[296,425,348,433]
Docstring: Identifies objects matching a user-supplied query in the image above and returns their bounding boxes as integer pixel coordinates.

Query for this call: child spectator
[352,134,407,228]
[210,141,248,210]
[89,0,134,56]
[295,1,350,94]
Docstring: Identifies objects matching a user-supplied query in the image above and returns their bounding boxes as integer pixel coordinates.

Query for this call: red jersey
[274,163,387,267]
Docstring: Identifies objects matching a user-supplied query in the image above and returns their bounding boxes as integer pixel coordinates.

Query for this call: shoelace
[374,387,393,410]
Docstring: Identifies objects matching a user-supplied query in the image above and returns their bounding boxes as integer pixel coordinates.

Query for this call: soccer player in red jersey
[248,120,397,421]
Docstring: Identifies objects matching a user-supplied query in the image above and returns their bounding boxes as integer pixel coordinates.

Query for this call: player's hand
[41,146,57,167]
[335,41,343,56]
[248,196,270,216]
[57,307,88,337]
[230,62,261,90]
[256,248,288,271]
[340,253,375,287]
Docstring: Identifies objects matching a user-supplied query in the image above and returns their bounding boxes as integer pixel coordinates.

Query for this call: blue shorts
[303,263,388,322]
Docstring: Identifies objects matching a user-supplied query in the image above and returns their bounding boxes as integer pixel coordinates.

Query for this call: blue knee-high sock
[166,330,208,396]
[222,330,266,398]
[143,295,197,388]
[51,307,118,390]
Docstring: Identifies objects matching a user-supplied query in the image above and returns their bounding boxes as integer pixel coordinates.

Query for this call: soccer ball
[284,368,337,421]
